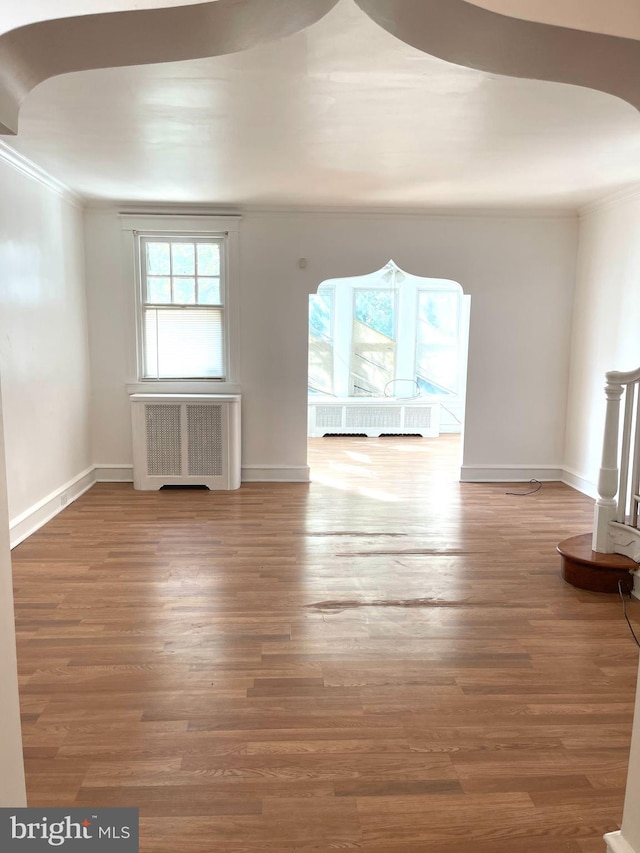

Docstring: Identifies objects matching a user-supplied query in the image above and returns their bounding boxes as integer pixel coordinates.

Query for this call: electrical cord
[618,579,640,649]
[506,479,542,496]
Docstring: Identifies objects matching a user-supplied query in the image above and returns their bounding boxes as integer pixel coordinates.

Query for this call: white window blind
[138,235,226,380]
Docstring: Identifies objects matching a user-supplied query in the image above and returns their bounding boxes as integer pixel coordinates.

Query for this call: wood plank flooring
[10,436,640,851]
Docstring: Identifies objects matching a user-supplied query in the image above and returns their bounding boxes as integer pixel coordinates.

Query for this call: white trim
[561,467,598,499]
[241,206,577,221]
[119,213,242,232]
[632,570,640,602]
[605,831,637,853]
[0,141,82,207]
[84,200,578,221]
[580,185,640,219]
[116,205,241,217]
[242,465,310,483]
[439,424,462,434]
[125,382,241,395]
[9,466,95,549]
[459,465,563,483]
[11,461,310,492]
[94,465,134,483]
[120,215,241,386]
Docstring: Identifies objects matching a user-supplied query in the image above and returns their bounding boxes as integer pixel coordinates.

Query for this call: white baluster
[593,379,624,553]
[617,383,634,523]
[632,389,640,529]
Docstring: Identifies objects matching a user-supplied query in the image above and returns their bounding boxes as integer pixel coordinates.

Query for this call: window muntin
[139,235,225,380]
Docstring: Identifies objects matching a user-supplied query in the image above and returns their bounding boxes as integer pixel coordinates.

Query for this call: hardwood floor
[11,435,640,851]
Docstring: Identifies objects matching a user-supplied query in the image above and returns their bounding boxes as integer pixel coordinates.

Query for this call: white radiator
[130,394,241,490]
[308,398,440,438]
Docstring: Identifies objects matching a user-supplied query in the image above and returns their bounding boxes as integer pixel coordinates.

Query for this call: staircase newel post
[593,378,624,553]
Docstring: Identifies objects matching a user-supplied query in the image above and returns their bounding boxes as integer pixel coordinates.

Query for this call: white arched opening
[307,260,470,441]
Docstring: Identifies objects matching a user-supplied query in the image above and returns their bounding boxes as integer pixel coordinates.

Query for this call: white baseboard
[438,424,462,434]
[98,463,313,485]
[459,465,563,483]
[241,465,310,483]
[94,464,134,482]
[8,460,311,548]
[9,466,95,549]
[3,459,601,547]
[605,831,637,853]
[561,467,598,499]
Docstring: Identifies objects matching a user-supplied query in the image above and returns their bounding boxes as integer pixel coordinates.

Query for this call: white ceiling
[6,0,640,210]
[0,0,212,36]
[7,0,640,39]
[467,0,640,39]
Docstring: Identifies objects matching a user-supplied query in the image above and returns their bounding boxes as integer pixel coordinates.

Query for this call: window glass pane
[197,243,220,276]
[416,291,460,394]
[350,290,396,395]
[308,290,334,394]
[197,278,221,305]
[143,308,224,379]
[146,242,170,275]
[172,243,195,275]
[138,232,228,382]
[174,277,196,304]
[144,309,159,379]
[419,291,459,338]
[309,339,334,395]
[354,290,395,339]
[350,319,395,396]
[146,276,171,304]
[309,291,332,340]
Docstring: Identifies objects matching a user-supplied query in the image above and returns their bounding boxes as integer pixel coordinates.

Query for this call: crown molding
[579,184,640,218]
[238,204,578,221]
[0,141,82,207]
[84,199,578,221]
[117,204,242,218]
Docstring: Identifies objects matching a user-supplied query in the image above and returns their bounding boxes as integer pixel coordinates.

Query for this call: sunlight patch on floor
[311,470,402,503]
[343,450,372,463]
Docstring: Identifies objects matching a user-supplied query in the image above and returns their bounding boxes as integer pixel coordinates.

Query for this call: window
[309,288,334,395]
[138,234,226,380]
[351,289,397,396]
[416,290,461,395]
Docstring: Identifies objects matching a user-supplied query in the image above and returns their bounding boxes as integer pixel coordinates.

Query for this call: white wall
[0,157,92,535]
[0,151,92,806]
[85,208,578,480]
[84,210,133,467]
[0,377,27,807]
[564,194,640,492]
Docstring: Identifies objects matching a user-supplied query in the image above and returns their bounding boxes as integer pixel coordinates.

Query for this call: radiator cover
[308,398,440,437]
[131,394,241,490]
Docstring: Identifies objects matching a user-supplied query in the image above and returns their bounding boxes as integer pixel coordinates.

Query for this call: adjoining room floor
[11,436,639,852]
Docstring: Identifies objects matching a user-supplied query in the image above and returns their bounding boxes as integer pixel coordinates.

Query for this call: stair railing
[593,366,640,559]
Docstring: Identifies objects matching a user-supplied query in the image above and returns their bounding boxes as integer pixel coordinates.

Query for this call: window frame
[120,214,241,393]
[138,233,227,380]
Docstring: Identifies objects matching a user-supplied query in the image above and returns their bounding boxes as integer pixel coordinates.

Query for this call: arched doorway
[307,260,470,482]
